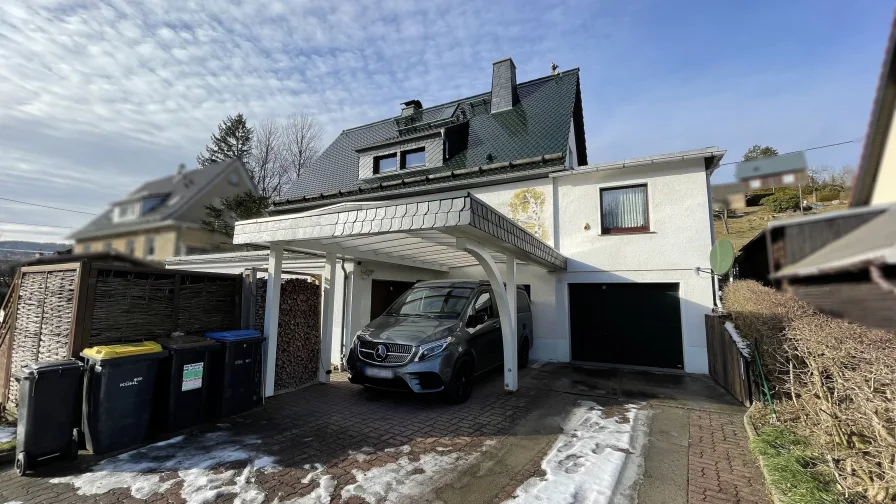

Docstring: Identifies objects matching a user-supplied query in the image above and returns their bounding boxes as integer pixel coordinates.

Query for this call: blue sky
[0,0,892,242]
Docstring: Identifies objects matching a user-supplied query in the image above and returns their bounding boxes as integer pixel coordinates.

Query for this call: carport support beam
[263,244,283,398]
[320,252,338,383]
[456,238,518,392]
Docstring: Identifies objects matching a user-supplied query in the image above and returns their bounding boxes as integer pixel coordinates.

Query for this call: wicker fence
[1,259,241,413]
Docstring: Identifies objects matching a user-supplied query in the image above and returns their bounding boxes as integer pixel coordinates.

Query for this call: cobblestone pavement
[0,371,552,504]
[688,411,769,504]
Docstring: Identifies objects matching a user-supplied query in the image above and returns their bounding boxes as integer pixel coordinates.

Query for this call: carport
[233,192,567,396]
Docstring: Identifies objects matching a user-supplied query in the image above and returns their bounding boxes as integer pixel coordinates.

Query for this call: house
[766,16,896,331]
[170,58,725,396]
[711,182,747,211]
[70,160,258,260]
[734,151,809,191]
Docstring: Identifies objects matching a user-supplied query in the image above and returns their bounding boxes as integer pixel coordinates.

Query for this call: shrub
[817,190,840,203]
[724,281,896,502]
[760,188,801,213]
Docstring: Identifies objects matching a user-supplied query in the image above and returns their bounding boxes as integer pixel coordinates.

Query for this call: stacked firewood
[255,278,321,392]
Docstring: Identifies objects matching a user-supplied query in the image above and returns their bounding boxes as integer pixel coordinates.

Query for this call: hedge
[724,281,896,502]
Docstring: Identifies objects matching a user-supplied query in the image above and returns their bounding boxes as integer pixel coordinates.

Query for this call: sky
[0,0,892,243]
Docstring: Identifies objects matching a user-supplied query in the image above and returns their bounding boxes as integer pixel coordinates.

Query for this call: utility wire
[0,220,73,229]
[0,197,98,215]
[717,138,863,167]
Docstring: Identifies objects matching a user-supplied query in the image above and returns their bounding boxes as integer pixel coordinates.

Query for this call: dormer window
[401,148,426,169]
[113,202,140,222]
[374,153,398,174]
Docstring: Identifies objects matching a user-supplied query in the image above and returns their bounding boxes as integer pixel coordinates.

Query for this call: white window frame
[782,173,796,184]
[748,179,762,189]
[113,202,140,222]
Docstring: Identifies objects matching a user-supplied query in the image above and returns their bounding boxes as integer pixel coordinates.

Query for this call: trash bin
[81,341,166,455]
[204,330,265,417]
[13,359,84,475]
[154,335,220,433]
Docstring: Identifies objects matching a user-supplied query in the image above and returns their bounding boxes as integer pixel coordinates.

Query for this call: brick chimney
[490,58,519,113]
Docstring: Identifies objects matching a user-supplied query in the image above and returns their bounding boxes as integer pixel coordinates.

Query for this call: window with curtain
[600,184,649,234]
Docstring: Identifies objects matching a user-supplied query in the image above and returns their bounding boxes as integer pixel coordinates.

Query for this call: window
[83,243,91,253]
[384,287,473,317]
[600,184,649,234]
[141,196,167,215]
[782,173,796,184]
[749,179,762,189]
[401,147,426,169]
[144,236,156,257]
[125,239,135,255]
[103,242,112,252]
[374,153,398,174]
[472,291,494,321]
[113,202,140,222]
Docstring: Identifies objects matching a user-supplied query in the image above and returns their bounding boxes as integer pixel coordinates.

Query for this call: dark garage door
[569,283,684,370]
[370,280,417,319]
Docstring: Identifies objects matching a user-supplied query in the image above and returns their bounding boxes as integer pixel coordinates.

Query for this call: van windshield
[384,287,473,317]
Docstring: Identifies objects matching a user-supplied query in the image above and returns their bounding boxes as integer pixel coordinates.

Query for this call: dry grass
[715,204,849,251]
[724,281,896,502]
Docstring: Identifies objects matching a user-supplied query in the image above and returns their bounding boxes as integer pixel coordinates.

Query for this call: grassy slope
[715,204,849,251]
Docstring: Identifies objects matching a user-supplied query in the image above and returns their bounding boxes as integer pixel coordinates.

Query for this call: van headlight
[416,337,455,361]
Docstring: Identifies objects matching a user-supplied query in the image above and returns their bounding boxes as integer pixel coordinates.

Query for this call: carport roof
[233,193,567,272]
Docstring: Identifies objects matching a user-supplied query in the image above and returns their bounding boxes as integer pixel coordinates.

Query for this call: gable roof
[69,159,251,241]
[734,151,808,180]
[275,69,586,210]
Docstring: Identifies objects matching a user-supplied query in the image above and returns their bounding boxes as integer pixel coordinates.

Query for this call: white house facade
[167,58,725,396]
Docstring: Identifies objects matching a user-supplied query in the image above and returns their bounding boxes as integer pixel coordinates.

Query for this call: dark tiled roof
[69,159,245,240]
[278,69,583,206]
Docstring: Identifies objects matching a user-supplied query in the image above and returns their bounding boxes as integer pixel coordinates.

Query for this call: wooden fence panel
[705,314,752,406]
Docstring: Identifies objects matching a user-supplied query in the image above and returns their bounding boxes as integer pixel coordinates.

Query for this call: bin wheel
[68,429,79,461]
[15,452,27,476]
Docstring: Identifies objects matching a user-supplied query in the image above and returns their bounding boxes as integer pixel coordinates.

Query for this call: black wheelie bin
[13,359,84,475]
[81,341,166,454]
[154,335,220,433]
[204,330,265,417]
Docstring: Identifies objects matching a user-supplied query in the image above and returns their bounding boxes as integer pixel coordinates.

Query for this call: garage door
[569,283,684,370]
[370,280,417,319]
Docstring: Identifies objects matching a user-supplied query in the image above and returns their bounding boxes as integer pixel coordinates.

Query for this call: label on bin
[182,363,204,391]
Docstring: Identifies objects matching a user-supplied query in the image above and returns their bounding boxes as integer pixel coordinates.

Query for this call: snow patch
[51,431,277,504]
[504,402,641,504]
[341,449,479,503]
[725,322,751,357]
[0,426,16,443]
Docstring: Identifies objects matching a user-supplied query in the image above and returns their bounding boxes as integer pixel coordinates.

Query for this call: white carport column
[319,252,338,383]
[262,244,283,398]
[456,238,519,392]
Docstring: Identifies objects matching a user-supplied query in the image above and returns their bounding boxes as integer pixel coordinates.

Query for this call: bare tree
[248,119,287,198]
[282,112,323,186]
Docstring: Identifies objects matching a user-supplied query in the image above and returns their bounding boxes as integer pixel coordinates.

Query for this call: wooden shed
[0,253,242,412]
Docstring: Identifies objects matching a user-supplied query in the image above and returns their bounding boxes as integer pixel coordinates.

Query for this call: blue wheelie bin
[205,330,265,417]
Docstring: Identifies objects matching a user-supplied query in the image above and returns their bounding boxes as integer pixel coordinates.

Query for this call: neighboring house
[711,182,747,211]
[70,160,257,261]
[734,151,809,191]
[170,58,725,397]
[767,16,896,331]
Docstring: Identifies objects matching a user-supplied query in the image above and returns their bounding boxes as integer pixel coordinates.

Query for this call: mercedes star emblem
[374,344,388,361]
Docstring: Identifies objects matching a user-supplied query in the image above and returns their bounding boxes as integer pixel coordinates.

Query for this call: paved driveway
[0,365,765,504]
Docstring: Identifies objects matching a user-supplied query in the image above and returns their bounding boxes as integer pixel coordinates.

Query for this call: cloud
[0,0,888,242]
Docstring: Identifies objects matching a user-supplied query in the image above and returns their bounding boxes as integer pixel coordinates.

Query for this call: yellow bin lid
[82,341,164,360]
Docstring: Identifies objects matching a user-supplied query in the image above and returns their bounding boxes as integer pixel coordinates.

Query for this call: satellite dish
[710,239,735,275]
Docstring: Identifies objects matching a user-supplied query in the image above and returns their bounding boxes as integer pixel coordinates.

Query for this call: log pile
[255,278,321,392]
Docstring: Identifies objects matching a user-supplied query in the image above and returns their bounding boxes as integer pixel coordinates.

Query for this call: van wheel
[518,338,530,369]
[442,358,473,404]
